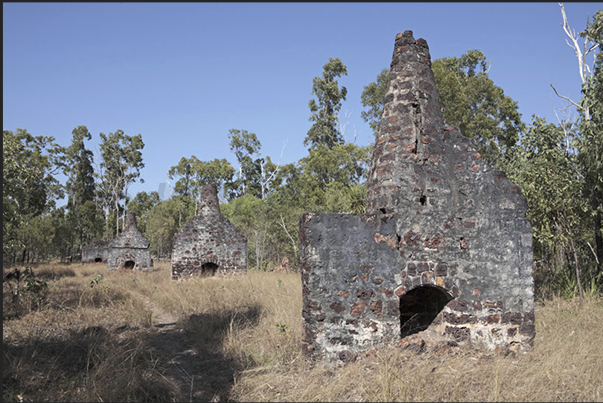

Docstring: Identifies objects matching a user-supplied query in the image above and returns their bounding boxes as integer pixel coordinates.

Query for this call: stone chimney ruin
[107,211,153,271]
[82,239,109,264]
[299,31,535,362]
[171,184,247,279]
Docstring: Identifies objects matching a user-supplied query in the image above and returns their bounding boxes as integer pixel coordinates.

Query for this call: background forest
[3,7,602,300]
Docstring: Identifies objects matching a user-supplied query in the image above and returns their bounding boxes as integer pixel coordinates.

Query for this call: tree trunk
[104,205,110,240]
[569,236,584,302]
[594,211,603,273]
[115,196,120,238]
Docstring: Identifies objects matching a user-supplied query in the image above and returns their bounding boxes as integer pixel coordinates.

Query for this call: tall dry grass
[3,262,603,402]
[230,293,603,402]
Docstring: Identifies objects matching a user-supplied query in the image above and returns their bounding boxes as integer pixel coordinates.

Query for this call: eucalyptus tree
[305,57,348,150]
[226,129,281,200]
[575,9,603,271]
[127,191,161,234]
[501,116,586,297]
[227,129,260,196]
[551,5,603,273]
[145,199,179,259]
[3,129,63,263]
[97,130,145,238]
[360,68,389,138]
[167,156,195,198]
[168,156,235,213]
[60,125,96,259]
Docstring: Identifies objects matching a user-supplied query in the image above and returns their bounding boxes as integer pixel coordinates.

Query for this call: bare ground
[132,291,235,402]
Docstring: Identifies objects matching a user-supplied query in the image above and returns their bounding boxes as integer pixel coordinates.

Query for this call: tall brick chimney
[299,31,535,363]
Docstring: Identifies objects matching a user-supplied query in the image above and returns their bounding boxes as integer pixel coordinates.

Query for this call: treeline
[3,8,601,297]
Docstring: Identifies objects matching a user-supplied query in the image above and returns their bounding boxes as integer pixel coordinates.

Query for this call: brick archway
[116,253,137,270]
[398,284,453,338]
[201,262,219,276]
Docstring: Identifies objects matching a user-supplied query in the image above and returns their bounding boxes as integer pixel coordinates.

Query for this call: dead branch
[279,213,298,254]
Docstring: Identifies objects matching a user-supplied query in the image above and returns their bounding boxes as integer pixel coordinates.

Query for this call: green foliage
[61,126,95,209]
[168,156,236,206]
[127,191,161,233]
[167,156,195,197]
[18,214,56,263]
[294,143,369,210]
[228,129,261,197]
[221,191,303,271]
[144,196,195,259]
[89,274,104,288]
[97,129,145,238]
[502,116,583,251]
[577,10,603,269]
[432,49,525,164]
[305,57,348,150]
[55,126,97,260]
[226,129,282,200]
[501,115,602,298]
[275,322,290,336]
[221,194,266,269]
[3,129,63,263]
[3,267,49,314]
[324,182,367,215]
[544,268,602,300]
[193,157,236,200]
[360,50,525,166]
[360,68,389,138]
[503,118,579,248]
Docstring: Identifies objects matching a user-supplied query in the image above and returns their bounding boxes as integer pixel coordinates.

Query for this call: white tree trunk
[553,3,600,121]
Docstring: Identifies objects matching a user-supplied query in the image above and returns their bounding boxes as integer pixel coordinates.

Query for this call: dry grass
[3,262,603,402]
[230,294,603,403]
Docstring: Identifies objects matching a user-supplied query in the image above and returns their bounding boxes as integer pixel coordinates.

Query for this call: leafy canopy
[305,57,348,150]
[360,50,525,165]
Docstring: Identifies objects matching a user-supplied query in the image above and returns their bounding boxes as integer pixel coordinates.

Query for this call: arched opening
[124,260,135,270]
[94,257,102,263]
[201,262,219,276]
[399,285,453,338]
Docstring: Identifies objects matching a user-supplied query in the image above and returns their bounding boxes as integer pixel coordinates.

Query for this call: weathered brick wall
[82,239,108,263]
[107,212,153,271]
[300,31,534,362]
[171,184,247,279]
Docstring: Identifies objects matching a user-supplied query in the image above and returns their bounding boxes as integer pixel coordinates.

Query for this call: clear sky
[4,2,602,206]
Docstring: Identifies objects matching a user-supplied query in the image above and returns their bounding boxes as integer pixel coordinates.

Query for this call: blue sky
[4,2,602,205]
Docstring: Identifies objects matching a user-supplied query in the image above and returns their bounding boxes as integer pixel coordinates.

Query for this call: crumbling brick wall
[82,239,108,263]
[107,212,153,271]
[300,31,535,362]
[171,184,247,279]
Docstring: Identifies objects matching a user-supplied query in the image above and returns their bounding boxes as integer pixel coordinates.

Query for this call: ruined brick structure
[107,212,153,271]
[171,184,247,280]
[82,239,109,263]
[300,31,535,362]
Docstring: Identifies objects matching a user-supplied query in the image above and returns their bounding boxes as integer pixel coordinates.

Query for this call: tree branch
[560,3,587,84]
[259,139,288,199]
[279,213,298,253]
[587,242,601,265]
[550,83,582,110]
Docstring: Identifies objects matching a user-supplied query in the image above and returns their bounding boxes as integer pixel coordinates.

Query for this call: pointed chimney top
[365,31,445,215]
[199,183,220,215]
[125,211,137,229]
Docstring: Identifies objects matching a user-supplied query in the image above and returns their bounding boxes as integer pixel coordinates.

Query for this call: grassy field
[3,262,603,402]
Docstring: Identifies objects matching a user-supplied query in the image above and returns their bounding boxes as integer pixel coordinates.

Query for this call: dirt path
[132,292,235,402]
